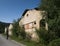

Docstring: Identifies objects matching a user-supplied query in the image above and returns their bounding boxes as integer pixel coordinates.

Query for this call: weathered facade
[8,24,13,36]
[5,24,13,36]
[19,8,48,41]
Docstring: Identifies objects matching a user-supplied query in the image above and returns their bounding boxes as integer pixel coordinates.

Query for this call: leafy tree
[12,19,26,39]
[37,0,60,45]
[38,0,60,37]
[36,27,58,45]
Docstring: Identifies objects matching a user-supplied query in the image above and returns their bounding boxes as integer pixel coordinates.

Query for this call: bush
[12,20,26,39]
[18,27,26,39]
[48,38,60,46]
[36,27,58,45]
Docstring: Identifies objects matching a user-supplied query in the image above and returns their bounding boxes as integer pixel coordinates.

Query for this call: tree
[12,19,26,39]
[37,0,60,45]
[39,0,60,37]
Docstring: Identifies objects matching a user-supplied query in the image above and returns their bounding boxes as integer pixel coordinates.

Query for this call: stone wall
[19,9,48,41]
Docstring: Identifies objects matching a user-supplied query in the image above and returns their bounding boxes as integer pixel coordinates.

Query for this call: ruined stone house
[19,8,48,41]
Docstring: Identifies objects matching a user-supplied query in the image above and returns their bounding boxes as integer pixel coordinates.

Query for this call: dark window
[40,19,45,27]
[27,14,28,17]
[34,21,36,24]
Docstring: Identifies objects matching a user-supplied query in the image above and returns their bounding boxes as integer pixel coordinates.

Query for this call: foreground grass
[2,34,40,46]
[2,34,60,46]
[10,36,46,46]
[10,36,36,46]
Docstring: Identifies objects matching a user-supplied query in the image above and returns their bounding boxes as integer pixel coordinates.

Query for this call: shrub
[12,20,26,39]
[36,27,58,45]
[48,38,60,46]
[18,27,26,39]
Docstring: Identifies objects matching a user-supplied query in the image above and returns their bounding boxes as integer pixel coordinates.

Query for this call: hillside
[0,21,10,33]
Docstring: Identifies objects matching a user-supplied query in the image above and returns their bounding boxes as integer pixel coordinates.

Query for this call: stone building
[8,24,13,36]
[5,24,13,36]
[19,8,48,41]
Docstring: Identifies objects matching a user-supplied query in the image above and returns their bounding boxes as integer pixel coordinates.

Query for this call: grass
[10,36,46,46]
[2,34,46,46]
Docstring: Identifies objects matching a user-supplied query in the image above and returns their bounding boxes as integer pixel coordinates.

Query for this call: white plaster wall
[5,27,7,34]
[19,10,44,29]
[23,10,42,25]
[25,28,39,41]
[8,24,13,35]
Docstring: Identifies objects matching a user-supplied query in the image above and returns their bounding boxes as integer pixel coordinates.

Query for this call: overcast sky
[0,0,40,23]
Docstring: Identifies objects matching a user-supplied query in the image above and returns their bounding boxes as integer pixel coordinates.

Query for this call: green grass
[10,36,46,46]
[2,34,46,46]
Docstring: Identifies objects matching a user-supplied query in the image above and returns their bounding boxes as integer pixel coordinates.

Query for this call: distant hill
[0,21,10,33]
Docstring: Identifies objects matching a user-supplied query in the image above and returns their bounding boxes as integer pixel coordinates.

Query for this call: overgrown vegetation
[36,27,59,46]
[11,19,40,46]
[48,38,60,46]
[37,0,60,46]
[10,0,60,46]
[12,19,26,39]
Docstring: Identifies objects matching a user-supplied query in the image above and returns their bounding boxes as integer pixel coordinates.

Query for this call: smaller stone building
[8,24,13,36]
[5,24,13,36]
